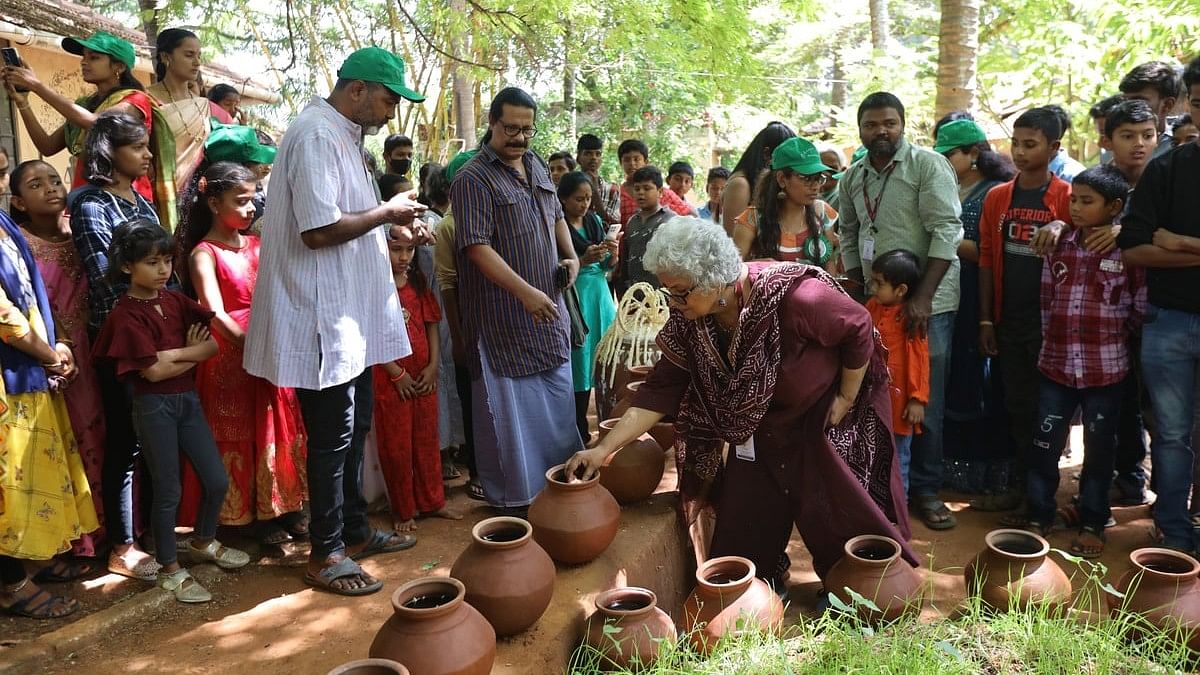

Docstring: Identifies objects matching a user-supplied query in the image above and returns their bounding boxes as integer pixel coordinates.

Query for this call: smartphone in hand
[1,48,28,93]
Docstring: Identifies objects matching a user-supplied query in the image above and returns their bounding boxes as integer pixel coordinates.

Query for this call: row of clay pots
[582,555,784,670]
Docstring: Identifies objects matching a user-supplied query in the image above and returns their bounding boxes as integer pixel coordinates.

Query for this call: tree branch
[393,0,504,72]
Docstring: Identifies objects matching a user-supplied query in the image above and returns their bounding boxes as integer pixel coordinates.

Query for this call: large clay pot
[449,516,555,637]
[595,423,665,505]
[582,587,678,670]
[610,381,643,419]
[327,659,411,675]
[964,529,1071,612]
[647,422,675,451]
[528,464,621,564]
[369,577,495,675]
[1110,547,1200,649]
[682,556,784,654]
[825,534,922,624]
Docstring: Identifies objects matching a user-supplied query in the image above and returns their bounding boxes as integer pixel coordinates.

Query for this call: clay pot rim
[599,418,621,430]
[696,555,756,591]
[545,463,600,489]
[470,516,533,549]
[843,534,902,566]
[983,528,1050,560]
[327,658,411,675]
[1129,547,1200,579]
[628,364,654,376]
[390,576,466,618]
[594,586,659,617]
[625,381,643,393]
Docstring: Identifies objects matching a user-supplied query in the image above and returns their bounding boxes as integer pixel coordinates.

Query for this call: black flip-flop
[466,480,487,502]
[348,529,417,561]
[260,522,294,546]
[303,557,383,596]
[279,511,310,539]
[4,586,80,618]
[914,498,957,530]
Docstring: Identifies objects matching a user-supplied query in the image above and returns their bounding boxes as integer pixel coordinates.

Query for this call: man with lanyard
[838,91,964,531]
[246,47,428,596]
[450,87,583,514]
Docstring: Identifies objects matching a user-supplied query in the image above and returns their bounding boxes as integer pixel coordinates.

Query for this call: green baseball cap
[446,149,479,181]
[62,31,136,71]
[771,137,829,175]
[205,124,277,165]
[934,119,987,154]
[832,146,867,180]
[337,47,425,103]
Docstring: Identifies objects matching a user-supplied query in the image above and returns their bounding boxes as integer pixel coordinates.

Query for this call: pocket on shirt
[493,190,537,237]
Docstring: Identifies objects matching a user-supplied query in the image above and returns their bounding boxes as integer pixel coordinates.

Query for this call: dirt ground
[2,428,1166,674]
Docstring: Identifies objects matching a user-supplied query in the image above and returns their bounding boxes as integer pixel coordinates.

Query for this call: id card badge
[735,437,756,462]
[861,235,876,263]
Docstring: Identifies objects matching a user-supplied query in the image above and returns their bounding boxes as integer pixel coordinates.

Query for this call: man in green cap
[245,47,427,597]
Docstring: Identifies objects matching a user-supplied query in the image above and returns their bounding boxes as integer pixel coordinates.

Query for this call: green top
[837,137,964,315]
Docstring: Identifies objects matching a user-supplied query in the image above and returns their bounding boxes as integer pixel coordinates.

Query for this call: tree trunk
[138,0,159,52]
[563,34,577,142]
[869,0,890,53]
[450,0,476,145]
[935,0,980,118]
[831,47,847,111]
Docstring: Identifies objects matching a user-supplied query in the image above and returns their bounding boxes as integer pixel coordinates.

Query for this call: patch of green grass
[568,552,1196,674]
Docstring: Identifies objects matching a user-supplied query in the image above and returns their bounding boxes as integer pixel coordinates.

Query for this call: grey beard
[363,125,382,136]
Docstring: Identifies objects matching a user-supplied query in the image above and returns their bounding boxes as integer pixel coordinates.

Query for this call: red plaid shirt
[1039,227,1146,388]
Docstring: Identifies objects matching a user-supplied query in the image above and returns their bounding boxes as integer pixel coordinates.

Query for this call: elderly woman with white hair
[566,216,916,589]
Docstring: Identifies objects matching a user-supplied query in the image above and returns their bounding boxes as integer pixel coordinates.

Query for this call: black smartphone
[1,48,28,93]
[555,263,570,289]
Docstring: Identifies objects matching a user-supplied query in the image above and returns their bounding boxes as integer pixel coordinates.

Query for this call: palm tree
[935,0,981,117]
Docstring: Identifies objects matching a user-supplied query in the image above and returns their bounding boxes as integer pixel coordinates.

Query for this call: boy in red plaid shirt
[1025,165,1146,557]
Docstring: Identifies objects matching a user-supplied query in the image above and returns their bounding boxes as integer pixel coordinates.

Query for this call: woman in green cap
[2,32,159,203]
[931,113,1019,499]
[731,136,840,274]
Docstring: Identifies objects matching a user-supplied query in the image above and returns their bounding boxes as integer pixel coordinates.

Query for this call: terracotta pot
[528,464,621,564]
[449,517,555,637]
[682,556,784,654]
[964,529,1071,612]
[598,431,665,505]
[582,587,678,670]
[825,535,922,624]
[647,422,675,451]
[627,364,654,382]
[611,382,643,419]
[327,659,411,675]
[1110,547,1200,649]
[369,577,495,675]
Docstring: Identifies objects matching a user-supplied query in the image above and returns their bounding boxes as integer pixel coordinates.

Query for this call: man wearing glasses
[837,91,964,531]
[449,86,583,514]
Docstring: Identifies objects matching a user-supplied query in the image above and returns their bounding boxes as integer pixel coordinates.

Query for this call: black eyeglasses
[502,124,538,138]
[660,284,697,304]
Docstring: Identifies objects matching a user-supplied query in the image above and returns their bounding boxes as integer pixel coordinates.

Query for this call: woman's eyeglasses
[800,174,829,187]
[660,284,697,304]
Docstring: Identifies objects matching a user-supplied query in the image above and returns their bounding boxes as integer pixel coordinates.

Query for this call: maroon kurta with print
[634,263,916,580]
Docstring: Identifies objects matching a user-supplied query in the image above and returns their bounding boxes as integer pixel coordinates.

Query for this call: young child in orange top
[373,224,461,532]
[867,249,930,495]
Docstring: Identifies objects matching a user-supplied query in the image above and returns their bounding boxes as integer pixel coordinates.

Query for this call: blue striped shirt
[450,144,569,378]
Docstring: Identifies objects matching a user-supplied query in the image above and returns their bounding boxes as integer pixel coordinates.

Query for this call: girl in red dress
[176,162,308,545]
[374,224,460,532]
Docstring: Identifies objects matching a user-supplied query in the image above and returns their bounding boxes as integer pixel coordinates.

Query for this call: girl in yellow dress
[0,210,98,618]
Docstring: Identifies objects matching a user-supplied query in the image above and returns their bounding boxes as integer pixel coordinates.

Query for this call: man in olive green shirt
[838,91,964,530]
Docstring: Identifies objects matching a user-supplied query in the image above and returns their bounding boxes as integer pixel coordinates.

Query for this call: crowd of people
[1,28,1199,619]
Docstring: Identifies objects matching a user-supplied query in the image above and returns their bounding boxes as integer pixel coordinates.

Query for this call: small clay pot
[327,659,411,675]
[1110,547,1200,650]
[627,364,654,382]
[964,529,1071,612]
[611,381,643,419]
[582,587,678,670]
[528,464,621,564]
[647,422,675,451]
[598,431,665,504]
[825,534,922,624]
[682,556,784,654]
[450,517,556,637]
[369,577,495,675]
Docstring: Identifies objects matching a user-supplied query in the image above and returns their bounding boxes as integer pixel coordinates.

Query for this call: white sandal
[158,569,212,603]
[186,539,250,570]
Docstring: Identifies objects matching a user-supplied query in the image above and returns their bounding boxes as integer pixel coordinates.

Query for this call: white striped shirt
[244,97,411,390]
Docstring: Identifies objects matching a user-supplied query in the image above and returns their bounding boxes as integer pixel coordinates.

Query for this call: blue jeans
[894,433,912,496]
[909,311,954,499]
[296,368,374,559]
[1141,304,1200,551]
[131,391,228,567]
[1026,377,1123,530]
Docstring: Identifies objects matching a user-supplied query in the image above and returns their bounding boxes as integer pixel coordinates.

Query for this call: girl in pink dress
[9,160,107,560]
[176,162,308,544]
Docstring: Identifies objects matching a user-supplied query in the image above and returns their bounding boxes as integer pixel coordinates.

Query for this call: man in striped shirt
[450,86,584,512]
[245,47,427,596]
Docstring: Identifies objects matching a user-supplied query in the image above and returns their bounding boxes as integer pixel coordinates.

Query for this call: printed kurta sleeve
[631,356,691,418]
[451,173,496,250]
[0,285,30,344]
[917,153,964,262]
[838,168,862,271]
[288,130,344,233]
[789,279,875,368]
